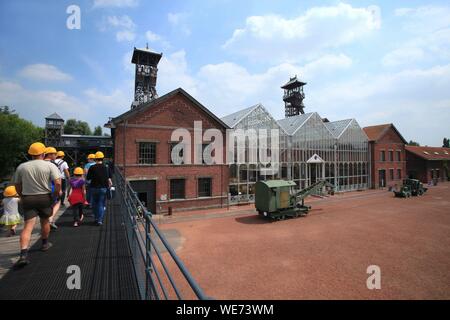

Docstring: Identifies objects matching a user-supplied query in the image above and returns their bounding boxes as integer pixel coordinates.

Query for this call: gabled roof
[220,104,261,128]
[276,113,314,135]
[109,88,229,129]
[324,119,353,139]
[363,123,407,144]
[281,76,306,89]
[405,146,450,161]
[46,112,63,120]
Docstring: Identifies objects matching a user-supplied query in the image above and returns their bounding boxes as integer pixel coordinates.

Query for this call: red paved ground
[160,183,450,299]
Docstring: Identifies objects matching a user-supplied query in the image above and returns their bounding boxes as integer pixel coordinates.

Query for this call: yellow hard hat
[3,186,17,197]
[87,154,96,159]
[28,142,46,156]
[45,147,57,154]
[57,151,65,157]
[73,167,84,175]
[95,151,105,159]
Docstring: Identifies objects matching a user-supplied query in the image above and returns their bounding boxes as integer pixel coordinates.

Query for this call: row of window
[170,177,212,199]
[138,142,212,165]
[385,168,402,180]
[380,150,402,162]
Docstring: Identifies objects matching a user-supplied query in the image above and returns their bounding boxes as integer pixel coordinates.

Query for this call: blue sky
[0,0,449,145]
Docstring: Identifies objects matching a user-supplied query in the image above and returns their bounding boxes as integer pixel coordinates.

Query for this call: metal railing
[114,168,209,300]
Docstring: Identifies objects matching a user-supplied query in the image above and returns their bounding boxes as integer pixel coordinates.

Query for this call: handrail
[113,166,209,300]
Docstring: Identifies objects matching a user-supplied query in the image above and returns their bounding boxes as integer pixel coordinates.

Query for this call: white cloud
[19,64,72,82]
[102,15,136,42]
[0,80,87,126]
[158,50,198,96]
[223,3,381,62]
[145,30,171,49]
[106,15,135,30]
[394,6,450,33]
[309,64,450,145]
[116,30,136,42]
[84,87,133,113]
[168,12,191,36]
[382,47,424,67]
[383,5,450,68]
[93,0,138,8]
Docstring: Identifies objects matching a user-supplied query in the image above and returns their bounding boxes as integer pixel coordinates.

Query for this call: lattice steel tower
[282,76,307,117]
[131,46,163,109]
[44,113,64,147]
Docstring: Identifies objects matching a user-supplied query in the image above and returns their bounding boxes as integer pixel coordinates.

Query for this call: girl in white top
[1,186,22,236]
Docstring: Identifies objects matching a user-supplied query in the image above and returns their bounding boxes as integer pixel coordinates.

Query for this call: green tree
[93,125,102,136]
[64,119,92,135]
[443,138,450,148]
[408,140,420,146]
[0,106,43,178]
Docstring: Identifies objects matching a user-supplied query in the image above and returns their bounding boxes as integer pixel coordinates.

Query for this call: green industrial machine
[394,178,427,197]
[255,179,334,220]
[393,185,412,198]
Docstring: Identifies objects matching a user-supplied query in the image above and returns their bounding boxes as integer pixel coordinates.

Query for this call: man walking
[55,151,70,207]
[86,151,112,226]
[13,142,61,268]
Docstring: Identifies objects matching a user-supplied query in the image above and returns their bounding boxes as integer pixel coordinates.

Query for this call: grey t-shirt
[13,160,61,195]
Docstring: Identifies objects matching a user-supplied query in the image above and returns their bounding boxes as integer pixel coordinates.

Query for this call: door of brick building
[129,180,156,214]
[378,169,386,188]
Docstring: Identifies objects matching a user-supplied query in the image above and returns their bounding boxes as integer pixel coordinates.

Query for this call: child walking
[67,167,86,227]
[1,186,22,236]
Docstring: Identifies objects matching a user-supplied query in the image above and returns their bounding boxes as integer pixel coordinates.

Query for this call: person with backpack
[55,151,70,206]
[86,151,112,226]
[43,147,62,230]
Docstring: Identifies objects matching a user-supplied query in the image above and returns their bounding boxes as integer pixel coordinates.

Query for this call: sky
[0,0,449,145]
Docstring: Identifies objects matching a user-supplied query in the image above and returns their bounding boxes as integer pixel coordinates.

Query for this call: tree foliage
[93,125,103,136]
[0,106,43,178]
[443,138,450,148]
[408,140,420,146]
[64,119,92,135]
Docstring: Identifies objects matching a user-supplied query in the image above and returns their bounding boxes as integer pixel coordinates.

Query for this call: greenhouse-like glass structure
[222,105,370,204]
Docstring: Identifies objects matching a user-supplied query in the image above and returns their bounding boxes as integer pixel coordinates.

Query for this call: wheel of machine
[418,190,423,196]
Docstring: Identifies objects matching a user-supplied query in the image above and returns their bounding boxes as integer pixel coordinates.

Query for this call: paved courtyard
[160,183,450,299]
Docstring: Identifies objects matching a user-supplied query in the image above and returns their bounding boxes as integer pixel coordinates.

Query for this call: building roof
[324,119,353,139]
[108,87,229,129]
[220,104,261,128]
[277,113,314,135]
[131,47,162,66]
[363,123,407,144]
[405,146,450,161]
[281,76,306,89]
[46,112,63,120]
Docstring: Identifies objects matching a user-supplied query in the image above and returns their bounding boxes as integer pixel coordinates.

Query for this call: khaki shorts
[21,194,53,221]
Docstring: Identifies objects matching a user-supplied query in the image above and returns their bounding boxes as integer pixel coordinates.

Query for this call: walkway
[0,197,139,300]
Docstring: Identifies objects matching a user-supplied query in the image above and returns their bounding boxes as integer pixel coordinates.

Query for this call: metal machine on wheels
[394,178,427,198]
[255,180,334,220]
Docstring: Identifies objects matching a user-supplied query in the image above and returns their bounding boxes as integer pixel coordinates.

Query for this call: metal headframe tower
[131,46,163,109]
[44,113,64,147]
[282,75,307,117]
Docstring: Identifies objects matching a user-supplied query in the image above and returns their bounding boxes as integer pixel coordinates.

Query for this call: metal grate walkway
[0,196,140,300]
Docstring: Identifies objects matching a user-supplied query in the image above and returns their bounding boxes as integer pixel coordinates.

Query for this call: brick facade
[110,88,229,214]
[406,146,450,184]
[364,124,407,189]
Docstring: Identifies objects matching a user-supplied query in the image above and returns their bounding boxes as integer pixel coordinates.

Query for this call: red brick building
[107,88,229,214]
[363,124,407,189]
[405,146,450,183]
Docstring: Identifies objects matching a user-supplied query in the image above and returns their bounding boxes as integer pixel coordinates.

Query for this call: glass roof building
[222,105,370,204]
